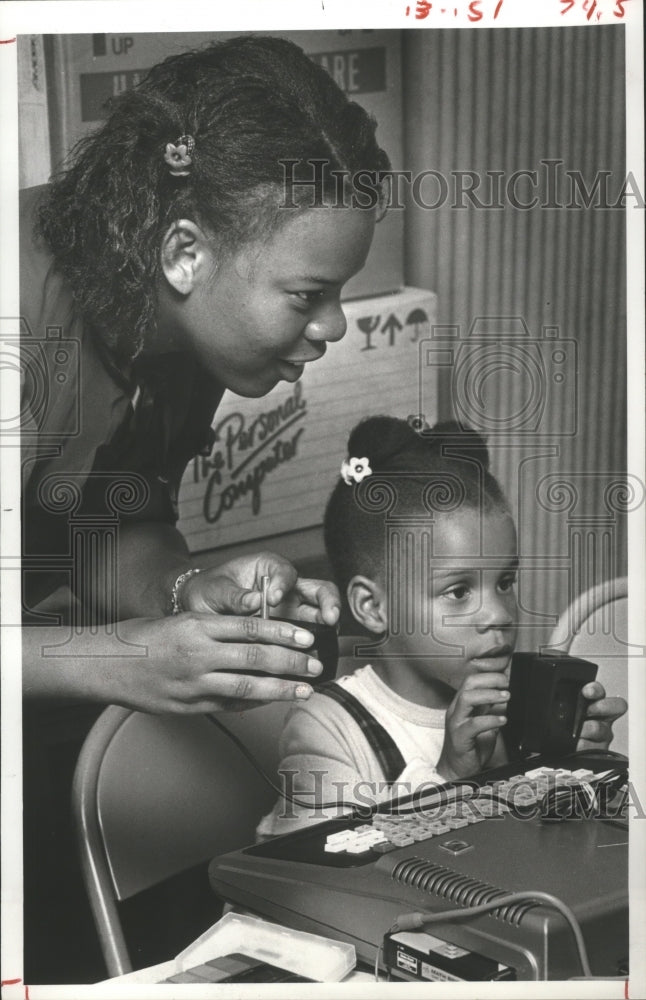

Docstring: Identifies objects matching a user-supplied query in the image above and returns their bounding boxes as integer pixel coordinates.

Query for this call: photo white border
[1,2,644,998]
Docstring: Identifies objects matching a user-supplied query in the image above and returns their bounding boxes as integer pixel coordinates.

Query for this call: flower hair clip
[341,456,372,485]
[164,134,195,177]
[408,413,430,434]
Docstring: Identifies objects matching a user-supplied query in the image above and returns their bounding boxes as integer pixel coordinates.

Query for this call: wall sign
[80,45,387,120]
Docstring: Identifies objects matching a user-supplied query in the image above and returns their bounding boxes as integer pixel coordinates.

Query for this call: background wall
[403,26,628,649]
[17,35,51,188]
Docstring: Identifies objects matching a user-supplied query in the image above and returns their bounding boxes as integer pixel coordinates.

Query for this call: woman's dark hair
[324,416,510,596]
[39,35,390,362]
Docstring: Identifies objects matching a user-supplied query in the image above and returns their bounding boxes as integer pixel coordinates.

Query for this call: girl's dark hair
[324,416,510,596]
[39,35,390,362]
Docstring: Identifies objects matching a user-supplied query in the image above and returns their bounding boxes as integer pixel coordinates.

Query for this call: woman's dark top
[19,185,224,619]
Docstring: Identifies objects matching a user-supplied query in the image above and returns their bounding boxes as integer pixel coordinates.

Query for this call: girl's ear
[347,575,387,635]
[160,219,214,296]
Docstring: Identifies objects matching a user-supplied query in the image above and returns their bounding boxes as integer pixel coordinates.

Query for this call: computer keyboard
[322,766,626,856]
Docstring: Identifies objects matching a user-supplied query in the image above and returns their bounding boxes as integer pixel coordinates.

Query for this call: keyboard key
[373,841,400,854]
[374,818,399,829]
[391,833,415,846]
[350,831,381,845]
[525,767,552,779]
[346,841,373,854]
[445,816,469,829]
[326,829,354,845]
[361,833,387,847]
[412,828,435,841]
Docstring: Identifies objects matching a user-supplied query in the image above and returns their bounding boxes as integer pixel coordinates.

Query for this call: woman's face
[179,206,375,397]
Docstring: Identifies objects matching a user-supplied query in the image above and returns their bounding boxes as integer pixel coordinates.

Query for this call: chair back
[548,577,629,756]
[72,700,291,976]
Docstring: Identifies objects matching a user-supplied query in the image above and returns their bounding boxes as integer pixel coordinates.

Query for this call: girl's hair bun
[425,420,491,471]
[326,414,508,600]
[346,415,417,470]
[345,415,491,475]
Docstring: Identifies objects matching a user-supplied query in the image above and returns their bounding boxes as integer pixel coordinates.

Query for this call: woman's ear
[347,575,387,635]
[160,219,214,296]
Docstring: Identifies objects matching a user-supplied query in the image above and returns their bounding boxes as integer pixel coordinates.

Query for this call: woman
[21,34,389,713]
[18,34,389,982]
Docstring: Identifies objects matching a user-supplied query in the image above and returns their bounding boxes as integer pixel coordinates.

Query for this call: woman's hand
[181,551,341,626]
[436,670,510,781]
[576,681,627,751]
[23,613,324,714]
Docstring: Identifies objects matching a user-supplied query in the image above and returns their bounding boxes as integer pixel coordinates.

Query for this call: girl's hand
[180,551,340,626]
[576,681,627,751]
[436,671,510,781]
[96,613,326,714]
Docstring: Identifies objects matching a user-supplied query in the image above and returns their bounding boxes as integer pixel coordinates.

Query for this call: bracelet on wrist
[170,567,202,614]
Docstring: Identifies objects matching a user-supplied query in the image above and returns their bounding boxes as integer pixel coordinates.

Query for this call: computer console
[209,749,628,981]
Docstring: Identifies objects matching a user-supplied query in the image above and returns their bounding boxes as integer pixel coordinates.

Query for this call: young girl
[258,416,627,837]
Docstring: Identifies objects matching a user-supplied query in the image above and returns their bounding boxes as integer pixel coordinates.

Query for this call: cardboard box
[177,287,438,553]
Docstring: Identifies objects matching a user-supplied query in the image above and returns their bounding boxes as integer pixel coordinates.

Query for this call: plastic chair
[548,577,629,756]
[71,700,291,977]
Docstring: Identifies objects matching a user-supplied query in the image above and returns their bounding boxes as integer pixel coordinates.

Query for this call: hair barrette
[341,456,372,486]
[164,134,195,177]
[408,413,430,434]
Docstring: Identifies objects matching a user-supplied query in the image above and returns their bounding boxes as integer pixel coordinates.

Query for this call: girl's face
[375,509,519,708]
[177,206,375,397]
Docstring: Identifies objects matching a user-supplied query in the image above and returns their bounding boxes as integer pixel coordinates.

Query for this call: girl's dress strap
[317,681,406,785]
